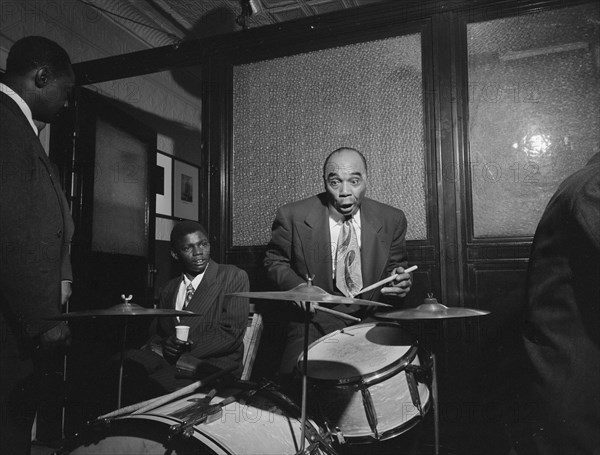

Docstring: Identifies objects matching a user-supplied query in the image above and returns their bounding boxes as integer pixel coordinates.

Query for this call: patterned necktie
[183,283,195,310]
[336,219,363,297]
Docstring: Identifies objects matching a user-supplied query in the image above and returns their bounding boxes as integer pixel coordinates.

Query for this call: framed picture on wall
[155,151,172,216]
[173,158,199,221]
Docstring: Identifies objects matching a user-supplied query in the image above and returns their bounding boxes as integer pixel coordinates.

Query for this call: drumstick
[94,365,234,420]
[132,365,236,415]
[355,265,418,296]
[314,305,361,322]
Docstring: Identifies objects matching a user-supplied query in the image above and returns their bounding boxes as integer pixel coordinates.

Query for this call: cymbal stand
[116,294,133,409]
[61,298,70,440]
[432,352,439,455]
[298,299,310,454]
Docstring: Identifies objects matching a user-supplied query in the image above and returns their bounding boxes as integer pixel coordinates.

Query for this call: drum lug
[334,427,345,445]
[359,383,380,440]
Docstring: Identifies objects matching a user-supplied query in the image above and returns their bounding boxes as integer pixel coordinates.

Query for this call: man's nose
[339,181,351,195]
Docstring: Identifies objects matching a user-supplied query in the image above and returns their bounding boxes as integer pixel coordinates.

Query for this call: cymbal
[228,283,390,307]
[47,303,200,320]
[376,302,490,320]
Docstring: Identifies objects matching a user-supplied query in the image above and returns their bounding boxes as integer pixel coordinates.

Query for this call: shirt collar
[0,82,38,135]
[182,264,208,289]
[329,208,361,227]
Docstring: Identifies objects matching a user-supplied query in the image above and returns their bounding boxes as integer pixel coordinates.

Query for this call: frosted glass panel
[232,34,426,246]
[467,4,600,237]
[92,119,148,256]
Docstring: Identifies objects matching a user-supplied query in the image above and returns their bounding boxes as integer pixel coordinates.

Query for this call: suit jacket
[522,152,600,454]
[264,193,408,305]
[0,91,74,358]
[147,260,250,376]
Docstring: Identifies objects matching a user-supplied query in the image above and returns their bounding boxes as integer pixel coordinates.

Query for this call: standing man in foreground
[520,152,600,454]
[0,36,75,453]
[264,147,413,376]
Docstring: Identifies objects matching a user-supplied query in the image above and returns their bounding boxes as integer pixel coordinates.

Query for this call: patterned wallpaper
[232,33,427,246]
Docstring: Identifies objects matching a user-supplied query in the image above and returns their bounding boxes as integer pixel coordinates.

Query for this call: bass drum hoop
[59,382,329,455]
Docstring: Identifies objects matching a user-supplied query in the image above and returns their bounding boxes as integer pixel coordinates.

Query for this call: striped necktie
[336,219,362,297]
[183,283,195,310]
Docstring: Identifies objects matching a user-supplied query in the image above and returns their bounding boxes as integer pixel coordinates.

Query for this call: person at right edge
[518,152,600,455]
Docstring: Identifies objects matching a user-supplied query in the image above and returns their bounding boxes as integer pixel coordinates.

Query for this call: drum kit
[54,271,489,455]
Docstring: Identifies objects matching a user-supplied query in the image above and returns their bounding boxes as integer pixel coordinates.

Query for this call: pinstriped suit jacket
[147,259,250,376]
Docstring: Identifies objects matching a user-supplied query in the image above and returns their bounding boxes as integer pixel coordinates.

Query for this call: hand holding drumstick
[356,265,417,298]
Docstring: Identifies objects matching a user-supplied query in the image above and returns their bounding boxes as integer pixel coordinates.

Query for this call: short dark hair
[170,221,208,248]
[6,36,72,78]
[323,147,368,177]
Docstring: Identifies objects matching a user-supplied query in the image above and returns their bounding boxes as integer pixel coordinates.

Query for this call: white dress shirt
[175,266,207,321]
[0,82,38,135]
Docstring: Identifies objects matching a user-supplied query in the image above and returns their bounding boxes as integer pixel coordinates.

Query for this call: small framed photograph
[155,152,173,216]
[173,159,199,221]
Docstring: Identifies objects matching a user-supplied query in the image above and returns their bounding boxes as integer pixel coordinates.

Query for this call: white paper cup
[175,325,190,342]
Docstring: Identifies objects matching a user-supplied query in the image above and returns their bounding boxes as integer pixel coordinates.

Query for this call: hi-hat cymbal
[228,283,390,307]
[376,302,489,320]
[47,303,200,320]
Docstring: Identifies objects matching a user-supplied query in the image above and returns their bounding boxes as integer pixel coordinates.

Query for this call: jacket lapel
[360,199,387,300]
[187,260,219,313]
[0,93,66,222]
[299,197,333,290]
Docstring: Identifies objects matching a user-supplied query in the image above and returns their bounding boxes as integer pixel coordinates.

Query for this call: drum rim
[300,322,419,386]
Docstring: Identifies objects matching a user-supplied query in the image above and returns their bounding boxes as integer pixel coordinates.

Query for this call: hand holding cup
[175,325,190,342]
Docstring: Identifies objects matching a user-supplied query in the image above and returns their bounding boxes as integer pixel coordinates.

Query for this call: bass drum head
[302,322,417,382]
[63,385,330,455]
[67,416,214,455]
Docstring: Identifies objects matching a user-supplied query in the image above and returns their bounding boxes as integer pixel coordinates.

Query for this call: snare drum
[61,383,332,455]
[299,322,431,444]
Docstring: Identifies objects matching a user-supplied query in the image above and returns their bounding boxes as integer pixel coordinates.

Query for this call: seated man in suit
[126,221,249,399]
[264,147,414,377]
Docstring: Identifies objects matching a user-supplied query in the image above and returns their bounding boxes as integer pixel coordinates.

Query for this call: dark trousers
[0,355,37,454]
[120,349,195,405]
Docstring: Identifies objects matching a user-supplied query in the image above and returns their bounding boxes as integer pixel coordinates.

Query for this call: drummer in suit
[264,147,414,376]
[126,221,249,397]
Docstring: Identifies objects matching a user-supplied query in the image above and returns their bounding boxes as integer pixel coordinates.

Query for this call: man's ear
[170,250,179,261]
[34,67,51,88]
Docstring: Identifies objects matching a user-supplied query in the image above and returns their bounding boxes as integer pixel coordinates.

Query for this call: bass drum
[300,322,431,444]
[61,382,333,455]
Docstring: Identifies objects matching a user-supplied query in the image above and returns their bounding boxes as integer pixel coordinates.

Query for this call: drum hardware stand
[298,274,329,455]
[298,294,311,454]
[61,298,70,441]
[432,352,439,455]
[116,294,133,409]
